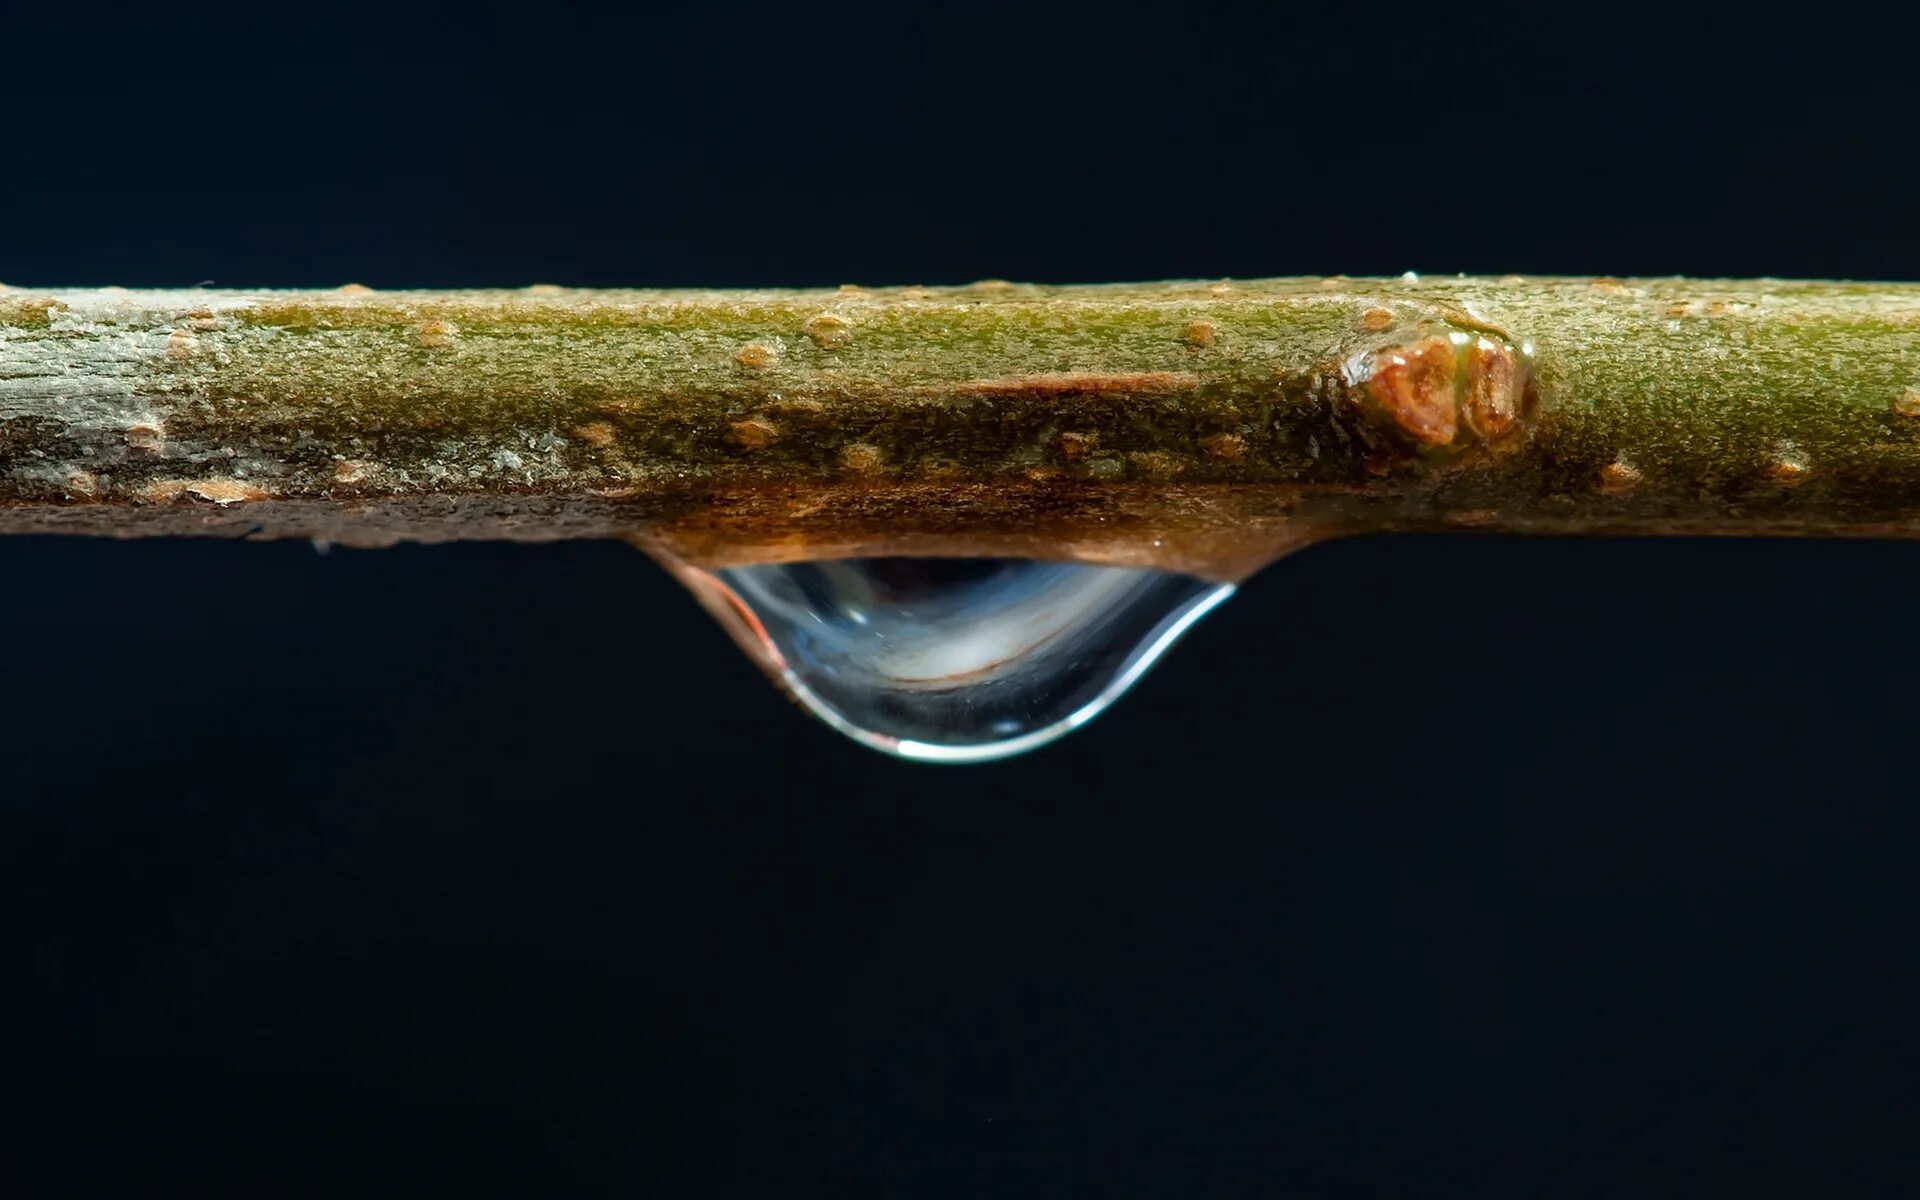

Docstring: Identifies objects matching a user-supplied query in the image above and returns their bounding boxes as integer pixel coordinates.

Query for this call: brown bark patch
[145,479,272,505]
[1598,459,1643,494]
[0,296,67,328]
[804,313,854,348]
[734,342,779,368]
[729,416,780,449]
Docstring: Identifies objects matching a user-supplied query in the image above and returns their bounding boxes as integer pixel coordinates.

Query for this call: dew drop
[668,556,1234,762]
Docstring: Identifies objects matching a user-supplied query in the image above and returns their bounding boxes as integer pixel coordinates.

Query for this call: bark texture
[4,277,1920,578]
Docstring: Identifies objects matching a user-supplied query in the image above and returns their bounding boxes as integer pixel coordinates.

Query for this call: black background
[7,3,1920,1194]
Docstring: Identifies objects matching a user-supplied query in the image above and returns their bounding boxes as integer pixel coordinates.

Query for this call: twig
[5,277,1919,578]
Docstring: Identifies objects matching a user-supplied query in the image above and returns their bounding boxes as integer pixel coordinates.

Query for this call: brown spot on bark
[1208,283,1235,296]
[1666,300,1695,317]
[1598,459,1643,494]
[840,443,883,472]
[332,460,366,483]
[525,284,564,295]
[1201,433,1245,462]
[1895,389,1920,418]
[65,471,99,498]
[956,371,1198,398]
[415,319,457,348]
[898,287,935,300]
[1182,319,1216,348]
[1359,307,1395,331]
[573,421,617,447]
[1767,443,1812,485]
[770,396,826,417]
[730,415,780,449]
[1058,431,1097,459]
[335,283,375,296]
[165,331,197,358]
[146,478,270,505]
[126,423,165,454]
[734,342,779,368]
[1589,277,1629,295]
[804,313,853,348]
[0,296,67,327]
[1361,336,1459,447]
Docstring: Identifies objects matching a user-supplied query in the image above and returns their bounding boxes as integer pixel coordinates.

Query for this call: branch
[4,277,1920,578]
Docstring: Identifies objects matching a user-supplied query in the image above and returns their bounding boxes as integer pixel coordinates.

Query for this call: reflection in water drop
[670,557,1234,763]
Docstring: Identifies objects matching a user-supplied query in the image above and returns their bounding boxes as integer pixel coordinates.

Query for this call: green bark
[2,277,1918,577]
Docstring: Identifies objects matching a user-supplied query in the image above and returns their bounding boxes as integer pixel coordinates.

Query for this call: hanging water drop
[665,556,1234,763]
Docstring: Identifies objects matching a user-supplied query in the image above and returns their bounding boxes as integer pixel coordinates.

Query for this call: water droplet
[669,556,1233,762]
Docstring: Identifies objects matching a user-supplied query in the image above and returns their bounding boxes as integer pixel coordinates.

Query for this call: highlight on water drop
[658,555,1235,763]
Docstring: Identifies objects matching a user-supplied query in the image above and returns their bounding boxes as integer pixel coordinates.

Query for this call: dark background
[7,3,1920,1194]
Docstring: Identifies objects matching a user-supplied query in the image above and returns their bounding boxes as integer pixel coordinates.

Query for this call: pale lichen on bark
[3,276,1920,578]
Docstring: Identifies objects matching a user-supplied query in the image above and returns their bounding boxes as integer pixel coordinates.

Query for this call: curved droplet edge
[876,581,1236,764]
[644,541,1238,763]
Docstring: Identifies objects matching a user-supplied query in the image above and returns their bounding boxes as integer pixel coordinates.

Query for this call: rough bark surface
[4,277,1920,577]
